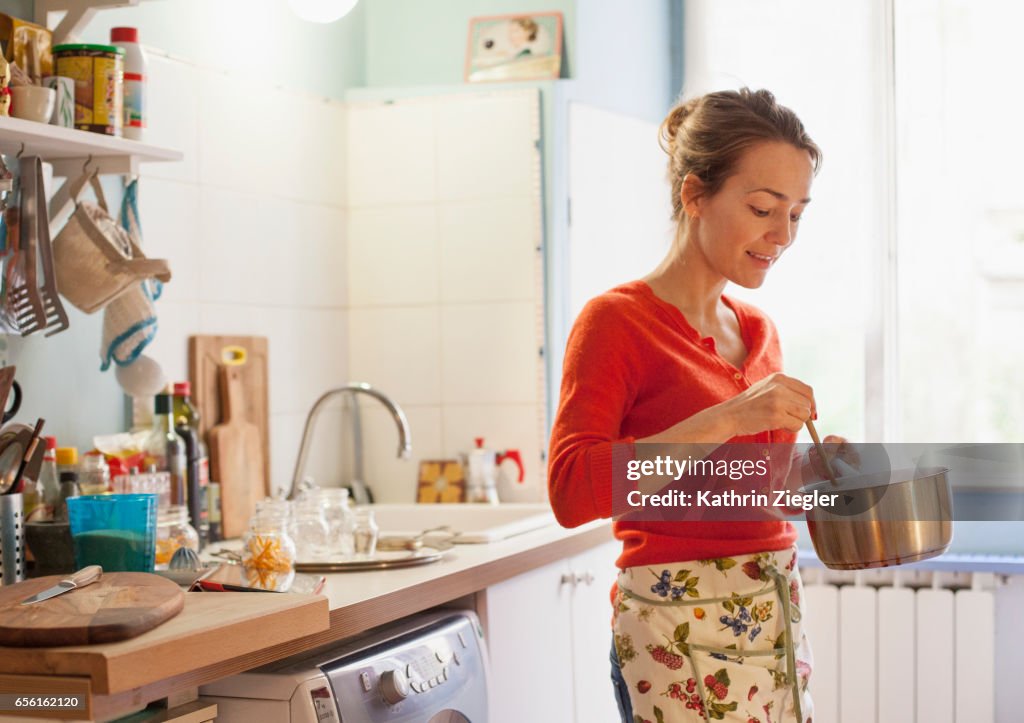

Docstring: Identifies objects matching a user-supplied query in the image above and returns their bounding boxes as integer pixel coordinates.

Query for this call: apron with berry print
[612,546,813,723]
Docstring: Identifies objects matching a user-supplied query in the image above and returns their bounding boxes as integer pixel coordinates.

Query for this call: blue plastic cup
[66,494,158,572]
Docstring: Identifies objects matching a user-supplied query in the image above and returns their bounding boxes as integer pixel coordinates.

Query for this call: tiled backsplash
[137,52,349,495]
[346,90,547,503]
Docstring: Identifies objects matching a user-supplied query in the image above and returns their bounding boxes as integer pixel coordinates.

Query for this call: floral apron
[612,546,813,723]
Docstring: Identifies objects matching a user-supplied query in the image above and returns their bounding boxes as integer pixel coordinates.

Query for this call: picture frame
[465,11,564,83]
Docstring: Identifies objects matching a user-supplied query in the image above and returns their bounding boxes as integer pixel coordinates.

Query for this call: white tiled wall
[346,90,547,503]
[137,52,348,495]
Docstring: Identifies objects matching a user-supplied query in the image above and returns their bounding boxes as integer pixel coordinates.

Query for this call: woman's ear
[680,173,705,219]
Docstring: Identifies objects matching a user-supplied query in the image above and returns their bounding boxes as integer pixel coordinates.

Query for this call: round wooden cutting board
[0,572,185,647]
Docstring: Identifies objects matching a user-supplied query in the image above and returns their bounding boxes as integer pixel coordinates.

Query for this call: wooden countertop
[0,520,612,721]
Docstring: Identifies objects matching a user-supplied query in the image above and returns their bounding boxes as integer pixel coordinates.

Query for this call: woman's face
[688,141,814,289]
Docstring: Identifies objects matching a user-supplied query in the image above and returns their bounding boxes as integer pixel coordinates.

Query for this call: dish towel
[100,179,158,371]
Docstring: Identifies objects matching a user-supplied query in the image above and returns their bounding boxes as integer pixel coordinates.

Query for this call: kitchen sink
[368,503,556,543]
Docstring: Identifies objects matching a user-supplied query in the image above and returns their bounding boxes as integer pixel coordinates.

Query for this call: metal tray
[294,546,447,573]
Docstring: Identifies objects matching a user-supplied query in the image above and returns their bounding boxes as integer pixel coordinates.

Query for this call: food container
[53,43,123,135]
[155,505,199,569]
[803,466,953,570]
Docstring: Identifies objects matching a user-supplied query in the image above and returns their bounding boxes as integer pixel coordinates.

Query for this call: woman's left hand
[808,434,860,479]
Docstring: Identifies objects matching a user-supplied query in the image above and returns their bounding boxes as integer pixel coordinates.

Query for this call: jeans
[610,638,633,722]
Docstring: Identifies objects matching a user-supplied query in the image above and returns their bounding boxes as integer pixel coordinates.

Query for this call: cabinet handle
[561,571,595,587]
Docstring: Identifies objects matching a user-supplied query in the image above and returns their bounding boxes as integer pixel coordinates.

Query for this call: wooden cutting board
[208,365,265,539]
[188,335,270,500]
[0,572,184,647]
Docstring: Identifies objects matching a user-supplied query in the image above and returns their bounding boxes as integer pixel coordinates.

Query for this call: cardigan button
[733,372,742,381]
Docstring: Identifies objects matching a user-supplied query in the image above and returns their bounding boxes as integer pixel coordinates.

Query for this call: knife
[19,565,103,605]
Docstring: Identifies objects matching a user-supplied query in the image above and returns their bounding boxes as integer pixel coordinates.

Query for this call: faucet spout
[289,382,412,502]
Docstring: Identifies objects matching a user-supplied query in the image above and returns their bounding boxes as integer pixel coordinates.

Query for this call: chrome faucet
[289,383,412,504]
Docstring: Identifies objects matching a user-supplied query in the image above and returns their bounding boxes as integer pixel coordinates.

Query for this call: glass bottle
[56,447,79,480]
[172,382,203,541]
[54,471,80,523]
[206,482,222,543]
[79,452,111,495]
[38,436,59,520]
[242,512,296,571]
[155,505,200,569]
[143,393,187,507]
[352,508,379,559]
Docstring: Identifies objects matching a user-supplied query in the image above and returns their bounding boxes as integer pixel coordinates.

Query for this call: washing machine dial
[379,669,409,705]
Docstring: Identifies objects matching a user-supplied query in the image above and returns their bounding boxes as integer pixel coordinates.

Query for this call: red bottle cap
[45,435,57,450]
[111,27,139,43]
[173,381,191,397]
[474,437,485,448]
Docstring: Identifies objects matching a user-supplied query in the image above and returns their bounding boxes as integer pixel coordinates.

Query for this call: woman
[548,88,846,723]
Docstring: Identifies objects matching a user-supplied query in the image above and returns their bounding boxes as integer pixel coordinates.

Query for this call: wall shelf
[0,115,182,177]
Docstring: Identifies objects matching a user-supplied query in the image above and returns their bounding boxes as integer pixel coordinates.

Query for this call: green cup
[66,494,158,572]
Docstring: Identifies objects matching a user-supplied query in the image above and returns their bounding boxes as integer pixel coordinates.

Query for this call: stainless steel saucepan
[802,422,953,570]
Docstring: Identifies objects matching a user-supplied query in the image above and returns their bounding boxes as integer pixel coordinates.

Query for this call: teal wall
[364,0,575,87]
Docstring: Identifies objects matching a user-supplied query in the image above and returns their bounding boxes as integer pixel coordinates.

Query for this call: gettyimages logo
[610,443,1024,522]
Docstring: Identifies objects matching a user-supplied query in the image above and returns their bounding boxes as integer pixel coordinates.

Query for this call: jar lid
[56,447,79,465]
[54,43,125,55]
[110,27,138,44]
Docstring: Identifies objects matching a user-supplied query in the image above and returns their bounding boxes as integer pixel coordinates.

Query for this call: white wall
[136,51,349,496]
[345,89,546,503]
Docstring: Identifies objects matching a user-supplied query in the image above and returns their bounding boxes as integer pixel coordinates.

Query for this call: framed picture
[465,12,563,83]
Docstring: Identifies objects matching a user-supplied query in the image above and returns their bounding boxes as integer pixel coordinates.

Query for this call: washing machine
[201,609,488,722]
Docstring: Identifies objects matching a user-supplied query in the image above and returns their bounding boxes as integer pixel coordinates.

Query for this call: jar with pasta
[154,505,199,569]
[242,512,296,571]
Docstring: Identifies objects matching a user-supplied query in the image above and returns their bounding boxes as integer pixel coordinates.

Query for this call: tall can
[53,43,124,136]
[110,27,146,141]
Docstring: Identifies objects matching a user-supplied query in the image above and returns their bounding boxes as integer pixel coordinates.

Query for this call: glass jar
[79,453,111,495]
[316,488,355,558]
[292,498,330,562]
[155,505,200,569]
[242,514,296,571]
[352,508,379,559]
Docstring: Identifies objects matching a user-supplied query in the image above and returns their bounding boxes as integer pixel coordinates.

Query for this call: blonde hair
[659,88,822,221]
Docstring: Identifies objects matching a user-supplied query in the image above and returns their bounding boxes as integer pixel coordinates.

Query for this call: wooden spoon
[805,419,840,487]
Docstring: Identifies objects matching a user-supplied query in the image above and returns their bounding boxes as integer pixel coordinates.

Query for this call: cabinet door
[483,557,575,723]
[569,540,622,723]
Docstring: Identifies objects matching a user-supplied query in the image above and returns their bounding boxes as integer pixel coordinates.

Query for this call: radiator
[801,567,996,723]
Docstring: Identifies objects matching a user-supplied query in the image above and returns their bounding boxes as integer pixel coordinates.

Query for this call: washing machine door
[427,713,470,723]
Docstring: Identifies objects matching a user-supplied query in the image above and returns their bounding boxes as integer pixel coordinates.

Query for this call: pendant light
[286,0,359,23]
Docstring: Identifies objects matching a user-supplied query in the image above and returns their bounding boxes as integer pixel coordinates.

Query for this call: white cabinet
[482,538,621,723]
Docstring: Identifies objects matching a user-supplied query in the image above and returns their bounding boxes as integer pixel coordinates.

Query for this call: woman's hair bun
[658,98,698,155]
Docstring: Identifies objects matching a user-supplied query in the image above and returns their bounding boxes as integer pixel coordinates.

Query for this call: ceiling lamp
[286,0,359,23]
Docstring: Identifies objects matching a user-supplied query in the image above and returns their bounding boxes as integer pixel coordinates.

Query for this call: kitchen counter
[0,519,613,721]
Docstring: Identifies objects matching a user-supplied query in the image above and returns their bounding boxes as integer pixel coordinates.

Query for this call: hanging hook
[15,142,25,159]
[82,154,95,178]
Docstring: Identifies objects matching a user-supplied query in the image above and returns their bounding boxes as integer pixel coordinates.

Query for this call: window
[684,0,1023,443]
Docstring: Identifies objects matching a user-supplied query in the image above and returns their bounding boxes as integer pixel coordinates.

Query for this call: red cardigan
[548,280,797,569]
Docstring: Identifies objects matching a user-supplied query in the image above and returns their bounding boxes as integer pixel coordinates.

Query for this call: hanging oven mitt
[100,179,159,371]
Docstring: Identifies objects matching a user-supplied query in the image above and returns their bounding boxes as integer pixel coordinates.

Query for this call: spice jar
[155,505,199,569]
[352,508,379,559]
[242,513,296,571]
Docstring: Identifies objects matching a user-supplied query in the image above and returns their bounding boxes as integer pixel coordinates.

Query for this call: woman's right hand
[717,372,816,436]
